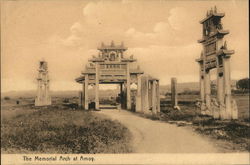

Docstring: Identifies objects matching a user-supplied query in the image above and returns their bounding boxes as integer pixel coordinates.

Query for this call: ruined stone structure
[196,7,238,119]
[76,41,160,114]
[35,60,51,106]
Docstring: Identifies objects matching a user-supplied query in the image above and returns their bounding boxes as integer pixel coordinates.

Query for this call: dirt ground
[97,109,222,153]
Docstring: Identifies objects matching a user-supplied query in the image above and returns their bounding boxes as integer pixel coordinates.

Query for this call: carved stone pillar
[78,91,83,108]
[204,70,211,113]
[200,67,205,103]
[84,74,89,110]
[126,63,131,110]
[136,75,142,112]
[82,81,85,109]
[171,77,178,107]
[95,63,100,110]
[223,57,232,119]
[152,80,157,114]
[156,80,160,113]
[217,71,226,119]
[141,75,149,113]
[148,82,152,109]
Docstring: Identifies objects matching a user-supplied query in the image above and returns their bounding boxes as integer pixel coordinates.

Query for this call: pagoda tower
[35,60,51,106]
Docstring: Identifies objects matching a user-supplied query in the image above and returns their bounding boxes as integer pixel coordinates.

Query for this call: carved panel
[205,42,216,55]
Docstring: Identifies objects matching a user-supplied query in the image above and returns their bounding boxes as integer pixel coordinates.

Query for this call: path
[97,109,219,153]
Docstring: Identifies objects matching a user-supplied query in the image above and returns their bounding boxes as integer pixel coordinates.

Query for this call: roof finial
[111,40,115,47]
[206,11,209,17]
[224,41,227,49]
[210,8,213,15]
[214,6,217,13]
[101,42,104,47]
[121,41,124,47]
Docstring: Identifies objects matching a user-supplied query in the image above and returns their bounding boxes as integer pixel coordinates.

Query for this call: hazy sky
[1,0,249,92]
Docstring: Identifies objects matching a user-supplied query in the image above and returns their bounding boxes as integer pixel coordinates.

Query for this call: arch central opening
[98,83,122,110]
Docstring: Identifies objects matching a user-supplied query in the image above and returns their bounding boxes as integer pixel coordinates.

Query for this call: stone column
[82,81,85,109]
[126,63,131,110]
[141,75,149,113]
[78,91,83,108]
[152,80,157,114]
[36,79,41,103]
[123,83,127,109]
[156,80,160,113]
[95,63,100,110]
[171,77,178,107]
[199,67,205,103]
[136,75,142,112]
[118,83,123,109]
[120,83,123,94]
[84,74,89,110]
[217,72,224,104]
[148,82,152,109]
[217,71,226,119]
[204,70,211,112]
[223,57,232,119]
[216,38,224,106]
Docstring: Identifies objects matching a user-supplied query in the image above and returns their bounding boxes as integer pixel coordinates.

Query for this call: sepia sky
[1,0,249,92]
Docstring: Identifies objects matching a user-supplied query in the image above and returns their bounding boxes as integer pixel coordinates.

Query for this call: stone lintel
[198,39,206,43]
[196,58,203,63]
[121,59,137,62]
[217,49,235,57]
[97,47,127,51]
[130,70,144,74]
[198,30,229,43]
[199,12,225,24]
[81,71,96,74]
[89,59,105,62]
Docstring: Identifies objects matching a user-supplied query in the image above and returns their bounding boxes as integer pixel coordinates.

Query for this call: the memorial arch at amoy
[196,7,238,120]
[75,41,160,114]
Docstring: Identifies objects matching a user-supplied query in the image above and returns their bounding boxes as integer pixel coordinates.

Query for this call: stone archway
[196,7,238,120]
[75,41,160,115]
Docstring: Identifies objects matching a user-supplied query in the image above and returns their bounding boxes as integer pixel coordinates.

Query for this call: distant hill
[1,89,120,99]
[159,82,199,94]
[1,80,238,99]
[159,79,237,94]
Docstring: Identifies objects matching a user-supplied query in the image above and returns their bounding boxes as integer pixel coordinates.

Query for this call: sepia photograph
[1,0,249,164]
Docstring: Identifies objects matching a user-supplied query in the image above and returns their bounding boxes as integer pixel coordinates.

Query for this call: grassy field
[1,98,132,154]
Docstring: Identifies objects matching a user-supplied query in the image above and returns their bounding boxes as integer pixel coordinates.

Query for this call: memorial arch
[196,7,238,120]
[75,41,160,114]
